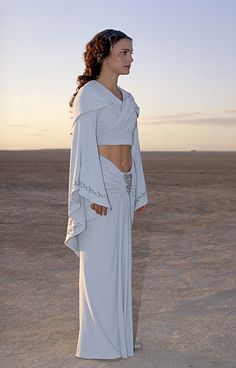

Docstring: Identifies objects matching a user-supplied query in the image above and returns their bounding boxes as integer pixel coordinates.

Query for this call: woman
[64,29,148,360]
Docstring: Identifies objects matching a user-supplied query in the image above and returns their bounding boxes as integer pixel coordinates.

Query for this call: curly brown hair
[69,29,132,107]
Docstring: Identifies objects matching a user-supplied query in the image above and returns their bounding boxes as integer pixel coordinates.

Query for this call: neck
[96,71,119,91]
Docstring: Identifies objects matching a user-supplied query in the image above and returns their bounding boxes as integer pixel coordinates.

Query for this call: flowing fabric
[64,80,148,256]
[76,156,136,359]
[63,79,148,359]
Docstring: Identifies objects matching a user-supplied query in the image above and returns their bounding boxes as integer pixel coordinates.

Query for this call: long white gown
[64,79,148,359]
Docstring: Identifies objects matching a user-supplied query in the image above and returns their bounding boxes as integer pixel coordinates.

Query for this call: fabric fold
[64,80,148,257]
[76,155,136,359]
[65,111,112,256]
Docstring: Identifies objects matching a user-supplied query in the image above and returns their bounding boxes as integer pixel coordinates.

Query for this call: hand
[135,204,148,215]
[90,203,108,216]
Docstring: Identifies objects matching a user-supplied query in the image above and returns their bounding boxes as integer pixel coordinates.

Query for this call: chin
[122,70,130,75]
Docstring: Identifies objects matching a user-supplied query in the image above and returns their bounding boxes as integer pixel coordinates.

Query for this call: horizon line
[1,148,236,153]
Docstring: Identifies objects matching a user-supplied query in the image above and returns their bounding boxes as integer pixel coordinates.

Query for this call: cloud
[2,125,50,133]
[222,109,236,113]
[140,117,236,126]
[5,124,31,128]
[158,112,201,119]
[24,132,49,136]
[141,112,201,122]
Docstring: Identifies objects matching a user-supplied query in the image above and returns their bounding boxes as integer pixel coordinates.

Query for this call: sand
[0,150,236,368]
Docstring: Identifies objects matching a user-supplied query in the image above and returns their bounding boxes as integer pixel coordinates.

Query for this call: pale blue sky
[1,0,236,150]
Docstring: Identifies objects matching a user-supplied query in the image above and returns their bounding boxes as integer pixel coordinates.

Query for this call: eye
[121,51,134,55]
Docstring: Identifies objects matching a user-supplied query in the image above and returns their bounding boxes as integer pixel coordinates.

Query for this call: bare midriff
[98,144,132,172]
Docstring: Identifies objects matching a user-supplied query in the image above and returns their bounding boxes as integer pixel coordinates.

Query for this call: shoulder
[73,80,109,119]
[119,86,140,117]
[76,80,106,103]
[119,84,139,103]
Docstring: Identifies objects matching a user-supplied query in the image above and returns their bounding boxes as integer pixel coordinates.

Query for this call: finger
[94,204,101,215]
[103,206,108,215]
[90,204,108,216]
[92,204,98,214]
[97,205,103,216]
[98,205,107,216]
[139,207,145,215]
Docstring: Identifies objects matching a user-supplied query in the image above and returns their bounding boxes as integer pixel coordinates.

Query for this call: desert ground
[1,150,236,368]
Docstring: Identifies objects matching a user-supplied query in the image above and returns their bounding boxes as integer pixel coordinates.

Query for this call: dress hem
[76,352,135,360]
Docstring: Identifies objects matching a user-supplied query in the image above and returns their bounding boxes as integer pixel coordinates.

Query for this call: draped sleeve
[64,85,111,256]
[131,99,149,210]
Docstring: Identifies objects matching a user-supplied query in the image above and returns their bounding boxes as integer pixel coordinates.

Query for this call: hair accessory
[97,30,123,63]
[97,54,104,63]
[103,30,121,53]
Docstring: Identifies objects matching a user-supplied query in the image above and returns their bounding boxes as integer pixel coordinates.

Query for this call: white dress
[64,80,148,359]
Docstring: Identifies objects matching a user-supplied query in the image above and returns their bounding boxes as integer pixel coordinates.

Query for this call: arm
[64,111,112,256]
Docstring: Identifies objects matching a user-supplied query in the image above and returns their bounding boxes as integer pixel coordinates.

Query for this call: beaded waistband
[123,172,132,194]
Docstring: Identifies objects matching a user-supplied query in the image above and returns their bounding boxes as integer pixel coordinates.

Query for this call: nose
[129,54,133,63]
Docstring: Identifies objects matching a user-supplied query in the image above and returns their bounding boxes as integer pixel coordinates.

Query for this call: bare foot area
[1,150,236,368]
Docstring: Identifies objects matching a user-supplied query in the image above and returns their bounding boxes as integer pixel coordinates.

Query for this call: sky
[0,0,236,151]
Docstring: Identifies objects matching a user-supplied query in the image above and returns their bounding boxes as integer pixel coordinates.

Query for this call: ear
[102,55,110,63]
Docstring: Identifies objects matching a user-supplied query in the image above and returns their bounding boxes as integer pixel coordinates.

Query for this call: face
[103,38,134,75]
